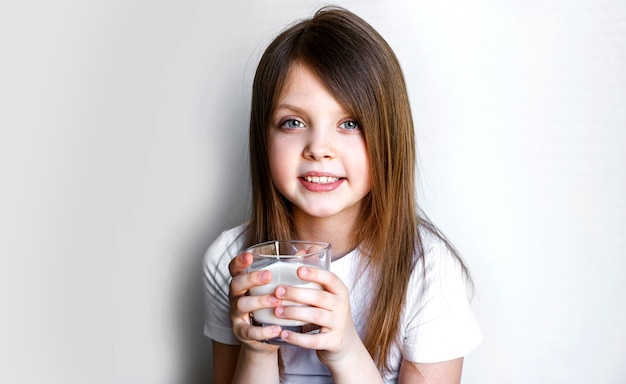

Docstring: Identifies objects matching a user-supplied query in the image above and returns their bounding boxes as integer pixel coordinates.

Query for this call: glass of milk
[245,240,331,344]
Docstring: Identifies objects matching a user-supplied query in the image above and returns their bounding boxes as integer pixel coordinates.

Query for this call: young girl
[203,6,481,383]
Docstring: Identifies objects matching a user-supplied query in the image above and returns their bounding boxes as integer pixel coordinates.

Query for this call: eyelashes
[278,118,361,131]
[280,118,306,129]
[339,120,360,130]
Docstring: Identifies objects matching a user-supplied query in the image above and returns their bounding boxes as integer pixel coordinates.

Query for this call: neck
[292,210,360,260]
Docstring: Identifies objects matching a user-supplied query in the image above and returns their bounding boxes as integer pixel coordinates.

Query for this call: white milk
[249,262,321,326]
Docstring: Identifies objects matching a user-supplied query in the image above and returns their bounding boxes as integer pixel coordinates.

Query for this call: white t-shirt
[203,224,482,383]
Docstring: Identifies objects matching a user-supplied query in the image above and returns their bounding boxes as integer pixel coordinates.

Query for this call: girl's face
[268,63,371,223]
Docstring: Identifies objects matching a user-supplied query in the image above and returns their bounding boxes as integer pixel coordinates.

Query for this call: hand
[272,266,365,369]
[227,252,281,352]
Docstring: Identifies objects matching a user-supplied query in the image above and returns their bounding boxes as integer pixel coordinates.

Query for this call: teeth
[304,176,339,184]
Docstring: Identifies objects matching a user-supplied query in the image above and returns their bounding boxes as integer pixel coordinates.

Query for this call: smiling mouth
[302,175,340,184]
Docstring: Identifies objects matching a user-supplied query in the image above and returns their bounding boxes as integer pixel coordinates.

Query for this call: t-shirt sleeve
[202,230,242,345]
[402,241,482,363]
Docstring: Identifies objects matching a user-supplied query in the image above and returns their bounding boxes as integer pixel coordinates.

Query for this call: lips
[299,173,344,191]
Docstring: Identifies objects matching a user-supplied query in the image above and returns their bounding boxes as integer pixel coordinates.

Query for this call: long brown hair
[246,6,469,372]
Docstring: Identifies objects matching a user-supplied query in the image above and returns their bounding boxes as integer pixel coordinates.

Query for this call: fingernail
[299,267,309,277]
[275,286,286,297]
[275,306,284,317]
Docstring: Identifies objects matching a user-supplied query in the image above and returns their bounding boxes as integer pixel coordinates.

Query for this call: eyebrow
[274,103,350,117]
[273,103,304,114]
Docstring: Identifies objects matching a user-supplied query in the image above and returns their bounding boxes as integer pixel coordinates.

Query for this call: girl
[203,6,481,384]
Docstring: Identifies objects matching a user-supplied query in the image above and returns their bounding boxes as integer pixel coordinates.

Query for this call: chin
[303,206,355,220]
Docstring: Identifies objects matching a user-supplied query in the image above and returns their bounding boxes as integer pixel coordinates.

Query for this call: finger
[279,328,327,350]
[234,323,283,345]
[232,294,281,316]
[273,285,346,331]
[229,252,253,277]
[305,245,324,253]
[275,304,332,329]
[297,267,348,296]
[229,269,272,299]
[274,283,335,309]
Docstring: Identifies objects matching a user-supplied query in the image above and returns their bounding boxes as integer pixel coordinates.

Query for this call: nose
[303,128,335,160]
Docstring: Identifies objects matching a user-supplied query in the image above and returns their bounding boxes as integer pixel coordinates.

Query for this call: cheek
[360,160,372,192]
[355,141,372,189]
[268,140,293,187]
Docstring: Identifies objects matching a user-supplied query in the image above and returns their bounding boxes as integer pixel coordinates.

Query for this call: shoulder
[203,223,248,269]
[417,224,456,259]
[407,225,474,307]
[400,225,482,363]
[418,226,470,285]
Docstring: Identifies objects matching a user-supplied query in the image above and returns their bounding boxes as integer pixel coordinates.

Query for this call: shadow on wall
[177,238,215,384]
[174,98,251,383]
[175,184,249,384]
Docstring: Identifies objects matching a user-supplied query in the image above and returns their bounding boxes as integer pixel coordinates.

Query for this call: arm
[272,266,383,384]
[231,343,280,384]
[212,340,280,384]
[212,341,239,384]
[318,341,383,384]
[219,252,282,384]
[398,358,464,384]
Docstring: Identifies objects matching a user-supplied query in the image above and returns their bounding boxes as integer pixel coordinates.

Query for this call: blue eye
[340,120,360,130]
[280,119,305,129]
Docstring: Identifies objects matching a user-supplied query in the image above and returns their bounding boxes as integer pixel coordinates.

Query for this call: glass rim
[244,240,331,258]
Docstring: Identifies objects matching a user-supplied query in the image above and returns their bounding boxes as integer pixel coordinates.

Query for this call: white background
[1,0,624,383]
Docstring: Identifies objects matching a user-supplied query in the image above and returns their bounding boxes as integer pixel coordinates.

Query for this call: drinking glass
[245,240,331,343]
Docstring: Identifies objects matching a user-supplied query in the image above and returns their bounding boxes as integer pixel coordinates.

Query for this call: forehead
[279,63,323,96]
[274,63,346,113]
